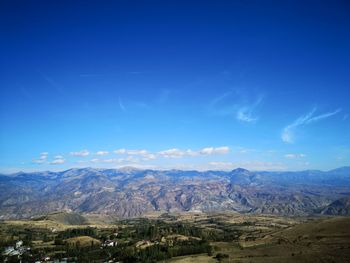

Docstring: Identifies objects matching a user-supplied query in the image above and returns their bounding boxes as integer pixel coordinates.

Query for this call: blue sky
[0,0,349,173]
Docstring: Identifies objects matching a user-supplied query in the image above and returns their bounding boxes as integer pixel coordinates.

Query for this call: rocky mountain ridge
[0,167,349,219]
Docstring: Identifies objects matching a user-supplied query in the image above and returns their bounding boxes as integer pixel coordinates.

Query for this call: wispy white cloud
[116,147,230,160]
[236,147,256,154]
[236,96,263,123]
[121,156,140,163]
[114,147,230,159]
[90,158,124,164]
[306,108,342,123]
[185,149,199,157]
[50,155,65,165]
[50,158,65,164]
[142,154,156,161]
[158,146,230,158]
[126,149,148,155]
[114,148,147,156]
[114,149,126,154]
[282,108,341,143]
[117,94,153,114]
[32,152,49,164]
[118,97,126,112]
[210,91,233,111]
[158,148,186,158]
[31,146,231,167]
[70,149,90,157]
[236,108,258,122]
[200,146,230,155]
[88,155,141,164]
[114,149,155,161]
[210,90,263,123]
[38,71,64,94]
[96,151,109,156]
[284,153,306,159]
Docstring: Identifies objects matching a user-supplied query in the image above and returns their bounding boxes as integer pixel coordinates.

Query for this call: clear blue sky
[1,0,349,173]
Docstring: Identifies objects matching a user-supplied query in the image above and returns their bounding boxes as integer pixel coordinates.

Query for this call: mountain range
[0,167,350,219]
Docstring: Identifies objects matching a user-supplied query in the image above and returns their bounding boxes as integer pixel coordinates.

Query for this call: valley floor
[1,212,349,262]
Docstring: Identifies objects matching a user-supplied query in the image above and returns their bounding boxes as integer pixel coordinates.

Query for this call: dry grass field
[149,213,350,263]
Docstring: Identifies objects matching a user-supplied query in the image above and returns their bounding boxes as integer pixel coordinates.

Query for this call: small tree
[215,253,229,262]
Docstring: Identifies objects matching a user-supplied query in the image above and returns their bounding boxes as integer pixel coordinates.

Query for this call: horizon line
[1,165,349,175]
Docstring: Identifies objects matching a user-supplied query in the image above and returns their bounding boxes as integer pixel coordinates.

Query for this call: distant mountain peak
[231,168,250,174]
[329,166,350,174]
[65,167,99,173]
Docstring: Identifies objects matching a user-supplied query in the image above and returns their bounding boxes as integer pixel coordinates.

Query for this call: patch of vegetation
[2,213,349,263]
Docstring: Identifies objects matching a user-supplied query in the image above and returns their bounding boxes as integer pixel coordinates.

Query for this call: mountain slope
[0,167,349,219]
[318,197,350,215]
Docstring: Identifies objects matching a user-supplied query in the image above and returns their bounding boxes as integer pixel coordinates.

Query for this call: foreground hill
[0,167,350,219]
[209,215,350,263]
[37,212,88,225]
